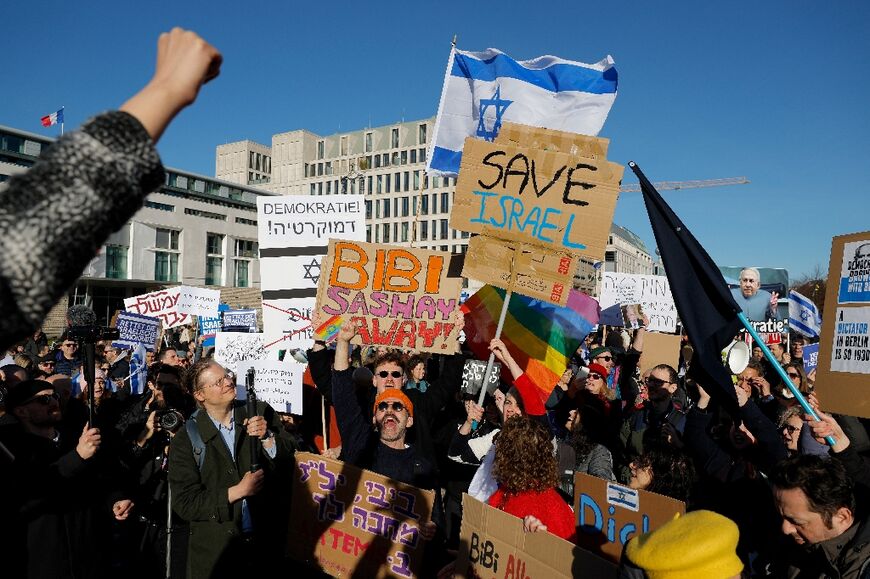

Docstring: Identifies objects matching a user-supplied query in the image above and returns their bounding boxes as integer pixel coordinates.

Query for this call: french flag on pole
[40,108,64,127]
[427,47,618,176]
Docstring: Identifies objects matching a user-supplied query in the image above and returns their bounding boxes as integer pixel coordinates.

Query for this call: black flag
[630,162,741,408]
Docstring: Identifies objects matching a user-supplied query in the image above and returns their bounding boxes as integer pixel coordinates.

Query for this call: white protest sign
[257,194,366,353]
[214,332,267,370]
[176,286,221,318]
[124,287,189,329]
[831,308,870,373]
[599,272,677,333]
[233,359,305,414]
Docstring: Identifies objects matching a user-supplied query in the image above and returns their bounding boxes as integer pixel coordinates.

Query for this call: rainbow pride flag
[461,285,600,400]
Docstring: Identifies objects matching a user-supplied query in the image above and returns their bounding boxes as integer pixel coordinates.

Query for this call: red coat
[488,487,576,542]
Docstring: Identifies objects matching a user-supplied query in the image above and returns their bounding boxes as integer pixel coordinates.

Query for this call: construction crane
[619,176,750,193]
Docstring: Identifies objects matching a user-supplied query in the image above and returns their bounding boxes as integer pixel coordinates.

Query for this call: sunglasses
[645,376,672,388]
[62,343,78,348]
[787,372,801,379]
[377,401,406,412]
[25,392,60,405]
[595,356,612,362]
[376,370,403,379]
[782,424,799,435]
[588,373,604,381]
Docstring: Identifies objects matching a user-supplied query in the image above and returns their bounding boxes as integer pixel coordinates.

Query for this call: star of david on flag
[788,290,822,338]
[427,47,618,176]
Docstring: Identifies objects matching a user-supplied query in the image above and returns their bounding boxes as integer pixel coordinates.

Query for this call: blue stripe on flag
[452,52,618,94]
[791,319,817,337]
[430,146,463,175]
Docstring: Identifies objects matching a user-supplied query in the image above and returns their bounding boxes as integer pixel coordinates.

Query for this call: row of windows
[307,171,457,197]
[164,171,259,209]
[249,151,271,174]
[317,124,427,160]
[144,201,174,212]
[364,219,470,244]
[307,147,428,178]
[184,207,226,221]
[365,192,453,219]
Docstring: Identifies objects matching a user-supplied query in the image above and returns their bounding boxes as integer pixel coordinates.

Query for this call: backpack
[185,409,206,471]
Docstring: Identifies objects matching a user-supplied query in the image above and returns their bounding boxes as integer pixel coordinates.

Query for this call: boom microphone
[67,305,97,327]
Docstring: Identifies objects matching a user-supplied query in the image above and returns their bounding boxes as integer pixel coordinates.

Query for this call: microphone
[67,305,97,327]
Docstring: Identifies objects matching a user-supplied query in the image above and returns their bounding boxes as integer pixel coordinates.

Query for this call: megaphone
[722,340,750,375]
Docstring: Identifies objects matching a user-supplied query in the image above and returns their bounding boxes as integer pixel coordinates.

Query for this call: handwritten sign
[258,195,366,353]
[232,359,304,414]
[288,453,435,578]
[314,240,463,354]
[223,308,257,332]
[113,311,160,351]
[451,131,622,262]
[573,473,684,563]
[460,359,502,397]
[599,273,677,333]
[456,494,617,579]
[213,332,267,370]
[124,288,189,329]
[175,286,220,318]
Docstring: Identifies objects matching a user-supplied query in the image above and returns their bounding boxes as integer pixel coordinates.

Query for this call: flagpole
[61,106,64,135]
[737,312,835,446]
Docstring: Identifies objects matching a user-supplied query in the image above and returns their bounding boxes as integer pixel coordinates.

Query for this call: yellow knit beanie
[625,510,743,579]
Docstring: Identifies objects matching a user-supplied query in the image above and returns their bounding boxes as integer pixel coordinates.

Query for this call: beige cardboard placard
[287,453,435,578]
[574,473,685,564]
[314,240,463,354]
[815,231,870,418]
[495,122,610,160]
[456,494,617,579]
[462,234,579,306]
[451,136,622,262]
[637,332,683,374]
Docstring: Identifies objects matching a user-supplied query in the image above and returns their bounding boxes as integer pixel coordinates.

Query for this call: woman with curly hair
[489,416,576,541]
[627,446,696,502]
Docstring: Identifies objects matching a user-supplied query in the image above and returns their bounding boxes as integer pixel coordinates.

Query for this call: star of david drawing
[800,310,810,322]
[302,257,321,284]
[476,86,512,141]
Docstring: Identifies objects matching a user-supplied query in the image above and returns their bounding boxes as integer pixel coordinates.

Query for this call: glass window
[403,171,410,192]
[382,223,390,243]
[419,148,426,162]
[420,221,428,240]
[365,132,372,153]
[441,192,450,213]
[374,155,381,169]
[234,260,249,287]
[317,140,324,159]
[377,175,383,194]
[440,219,449,240]
[385,175,391,193]
[367,176,372,194]
[401,197,409,217]
[419,124,427,144]
[401,222,409,242]
[155,252,178,282]
[375,198,381,218]
[206,233,223,255]
[382,153,390,167]
[394,173,401,191]
[384,199,391,218]
[410,149,417,164]
[105,245,127,279]
[413,171,420,190]
[340,136,348,156]
[205,256,222,286]
[401,150,407,165]
[235,239,258,258]
[391,128,399,148]
[366,224,372,242]
[365,200,372,219]
[156,228,179,250]
[432,176,440,188]
[431,193,438,214]
[421,194,429,215]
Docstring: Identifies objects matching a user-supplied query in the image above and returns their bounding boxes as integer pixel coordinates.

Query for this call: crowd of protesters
[2,26,869,579]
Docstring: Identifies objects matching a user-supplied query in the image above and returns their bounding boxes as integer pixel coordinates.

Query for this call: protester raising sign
[288,453,435,578]
[231,359,304,414]
[599,272,678,333]
[124,287,189,329]
[112,311,161,351]
[313,240,464,354]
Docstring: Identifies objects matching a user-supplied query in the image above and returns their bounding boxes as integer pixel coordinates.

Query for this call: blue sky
[5,1,869,281]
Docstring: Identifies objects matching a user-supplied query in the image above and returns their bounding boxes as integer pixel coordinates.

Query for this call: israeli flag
[427,47,618,176]
[789,290,822,338]
[129,344,148,395]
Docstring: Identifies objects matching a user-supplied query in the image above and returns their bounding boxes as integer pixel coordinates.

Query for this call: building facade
[1,124,273,329]
[604,224,654,275]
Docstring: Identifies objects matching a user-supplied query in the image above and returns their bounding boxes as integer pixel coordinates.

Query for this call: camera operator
[117,362,192,578]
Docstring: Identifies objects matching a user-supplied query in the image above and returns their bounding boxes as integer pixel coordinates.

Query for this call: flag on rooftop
[789,290,822,338]
[461,285,600,400]
[427,47,618,176]
[631,161,741,409]
[40,108,64,127]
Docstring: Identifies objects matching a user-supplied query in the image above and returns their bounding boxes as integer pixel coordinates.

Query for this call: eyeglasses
[376,370,403,379]
[62,343,78,349]
[645,376,672,388]
[782,424,799,435]
[377,401,406,413]
[588,373,604,381]
[594,356,612,362]
[205,373,234,390]
[787,372,801,379]
[24,392,60,406]
[39,361,55,366]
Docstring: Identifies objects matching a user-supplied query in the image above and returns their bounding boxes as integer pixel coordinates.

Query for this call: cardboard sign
[124,287,189,329]
[462,235,578,306]
[232,359,304,414]
[287,453,435,578]
[112,311,161,351]
[213,332,267,370]
[803,343,820,375]
[599,272,677,333]
[460,359,502,397]
[223,308,258,332]
[574,473,685,563]
[817,232,870,418]
[637,332,682,374]
[451,134,622,262]
[456,494,617,579]
[258,195,366,354]
[496,122,610,160]
[837,239,870,303]
[314,240,463,354]
[175,286,220,318]
[199,303,229,348]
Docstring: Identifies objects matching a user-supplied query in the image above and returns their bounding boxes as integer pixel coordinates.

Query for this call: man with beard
[730,267,779,321]
[1,379,133,578]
